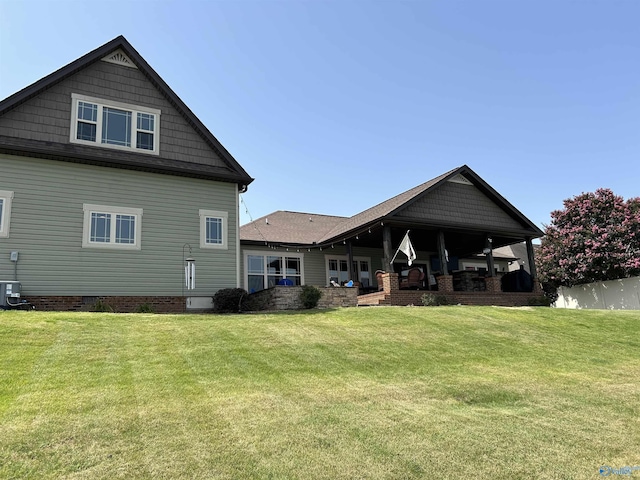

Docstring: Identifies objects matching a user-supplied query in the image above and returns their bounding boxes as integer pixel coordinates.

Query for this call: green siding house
[0,36,253,312]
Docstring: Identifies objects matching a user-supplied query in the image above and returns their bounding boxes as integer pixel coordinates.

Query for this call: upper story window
[199,209,228,249]
[0,190,14,238]
[70,94,160,155]
[82,204,143,250]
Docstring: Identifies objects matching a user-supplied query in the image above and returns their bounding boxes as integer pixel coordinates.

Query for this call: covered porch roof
[240,165,543,260]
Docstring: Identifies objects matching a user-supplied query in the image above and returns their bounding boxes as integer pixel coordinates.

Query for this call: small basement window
[70,94,160,154]
[82,204,143,250]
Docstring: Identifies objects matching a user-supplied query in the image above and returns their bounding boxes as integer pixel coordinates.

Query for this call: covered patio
[240,165,544,307]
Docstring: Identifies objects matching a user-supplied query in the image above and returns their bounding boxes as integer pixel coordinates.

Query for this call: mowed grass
[1,307,639,479]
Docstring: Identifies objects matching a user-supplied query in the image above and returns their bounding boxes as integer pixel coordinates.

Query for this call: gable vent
[448,174,473,186]
[101,49,137,69]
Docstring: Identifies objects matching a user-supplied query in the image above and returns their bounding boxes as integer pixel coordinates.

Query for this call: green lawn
[1,307,639,479]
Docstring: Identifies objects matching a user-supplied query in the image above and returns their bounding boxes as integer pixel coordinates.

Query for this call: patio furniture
[400,267,425,289]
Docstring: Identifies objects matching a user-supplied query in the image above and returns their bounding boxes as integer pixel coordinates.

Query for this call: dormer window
[70,94,160,154]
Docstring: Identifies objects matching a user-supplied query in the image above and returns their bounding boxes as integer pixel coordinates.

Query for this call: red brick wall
[26,296,186,313]
[377,290,542,307]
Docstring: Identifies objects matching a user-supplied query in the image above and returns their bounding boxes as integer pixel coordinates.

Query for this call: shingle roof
[240,165,544,246]
[316,167,458,242]
[0,35,253,187]
[240,211,347,245]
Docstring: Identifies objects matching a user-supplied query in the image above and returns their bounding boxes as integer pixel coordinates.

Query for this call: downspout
[236,184,241,288]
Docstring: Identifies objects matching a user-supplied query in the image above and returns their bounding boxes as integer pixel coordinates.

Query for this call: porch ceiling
[343,222,525,258]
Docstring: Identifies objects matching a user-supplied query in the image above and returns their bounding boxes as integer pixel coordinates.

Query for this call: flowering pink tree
[537,189,640,292]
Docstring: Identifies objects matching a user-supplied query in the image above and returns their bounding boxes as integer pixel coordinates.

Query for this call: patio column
[526,237,543,294]
[382,225,394,272]
[436,230,453,292]
[437,230,448,275]
[526,237,537,280]
[485,235,495,277]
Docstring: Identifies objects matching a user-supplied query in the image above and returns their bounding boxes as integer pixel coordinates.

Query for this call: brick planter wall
[247,286,358,311]
[26,296,185,313]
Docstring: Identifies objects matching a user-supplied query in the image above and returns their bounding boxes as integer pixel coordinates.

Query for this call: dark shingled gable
[0,35,253,187]
[240,165,543,246]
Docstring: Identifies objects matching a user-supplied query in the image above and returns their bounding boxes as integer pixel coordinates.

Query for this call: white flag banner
[391,231,417,266]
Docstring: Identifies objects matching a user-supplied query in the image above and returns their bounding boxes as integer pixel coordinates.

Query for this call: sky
[1,0,639,230]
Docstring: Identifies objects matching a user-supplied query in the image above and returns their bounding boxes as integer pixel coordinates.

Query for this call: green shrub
[136,303,154,313]
[213,288,248,313]
[421,293,450,306]
[93,299,113,312]
[527,296,551,307]
[300,285,322,309]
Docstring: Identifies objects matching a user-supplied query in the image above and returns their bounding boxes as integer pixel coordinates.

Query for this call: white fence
[554,276,640,310]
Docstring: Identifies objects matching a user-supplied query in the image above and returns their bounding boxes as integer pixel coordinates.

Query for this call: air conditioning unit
[0,281,22,308]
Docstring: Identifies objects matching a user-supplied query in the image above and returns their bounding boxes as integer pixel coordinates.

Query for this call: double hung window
[82,204,142,249]
[0,190,14,238]
[71,94,160,154]
[199,210,228,249]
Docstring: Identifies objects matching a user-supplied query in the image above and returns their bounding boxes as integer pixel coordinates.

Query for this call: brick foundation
[359,290,545,307]
[26,296,186,313]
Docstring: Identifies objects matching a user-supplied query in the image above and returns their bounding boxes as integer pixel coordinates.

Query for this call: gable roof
[0,35,253,187]
[317,167,458,242]
[241,165,544,246]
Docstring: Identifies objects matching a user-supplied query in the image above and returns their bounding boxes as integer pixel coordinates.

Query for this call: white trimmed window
[82,204,142,250]
[245,251,304,293]
[0,190,14,238]
[70,94,160,154]
[199,210,228,249]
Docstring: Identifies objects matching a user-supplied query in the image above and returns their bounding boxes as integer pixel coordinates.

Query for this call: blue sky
[1,0,638,229]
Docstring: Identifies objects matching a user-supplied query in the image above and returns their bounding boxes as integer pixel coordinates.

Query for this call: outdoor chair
[400,267,425,289]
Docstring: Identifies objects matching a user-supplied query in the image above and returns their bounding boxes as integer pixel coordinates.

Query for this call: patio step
[357,291,390,306]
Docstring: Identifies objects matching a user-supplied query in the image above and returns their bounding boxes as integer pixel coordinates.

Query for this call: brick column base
[436,275,453,292]
[485,276,502,293]
[533,279,543,295]
[381,273,399,293]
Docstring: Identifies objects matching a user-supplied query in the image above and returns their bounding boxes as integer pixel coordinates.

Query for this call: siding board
[0,154,238,296]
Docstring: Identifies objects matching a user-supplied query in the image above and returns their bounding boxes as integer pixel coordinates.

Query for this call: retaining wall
[247,285,358,310]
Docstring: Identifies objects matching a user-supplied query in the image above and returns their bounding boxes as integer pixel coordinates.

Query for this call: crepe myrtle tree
[537,188,640,294]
